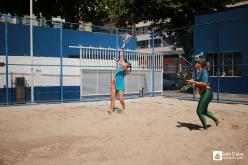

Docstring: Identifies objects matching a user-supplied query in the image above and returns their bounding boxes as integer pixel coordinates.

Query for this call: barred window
[137,40,150,48]
[154,38,162,47]
[206,52,242,77]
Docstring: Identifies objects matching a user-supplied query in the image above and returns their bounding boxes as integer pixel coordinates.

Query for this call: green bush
[180,85,193,93]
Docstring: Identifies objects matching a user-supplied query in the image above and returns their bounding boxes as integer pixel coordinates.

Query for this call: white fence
[70,46,163,97]
[0,46,163,103]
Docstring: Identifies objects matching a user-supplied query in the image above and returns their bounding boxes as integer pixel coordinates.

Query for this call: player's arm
[194,81,208,87]
[186,79,208,87]
[187,70,209,87]
[114,48,129,72]
[119,48,124,63]
[118,48,128,69]
[113,48,124,64]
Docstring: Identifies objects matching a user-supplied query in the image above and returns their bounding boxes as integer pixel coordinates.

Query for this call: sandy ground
[0,97,247,165]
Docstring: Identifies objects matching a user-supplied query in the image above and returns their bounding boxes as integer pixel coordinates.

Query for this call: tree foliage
[105,0,242,56]
[0,0,109,24]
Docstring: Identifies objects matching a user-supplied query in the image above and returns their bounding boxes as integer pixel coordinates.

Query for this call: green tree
[106,0,242,57]
[0,0,109,25]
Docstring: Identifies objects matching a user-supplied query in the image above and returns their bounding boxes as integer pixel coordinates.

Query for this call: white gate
[69,46,163,98]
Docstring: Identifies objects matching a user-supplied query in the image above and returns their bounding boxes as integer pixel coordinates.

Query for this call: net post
[115,28,119,70]
[192,54,196,100]
[152,32,155,96]
[79,45,83,101]
[60,21,63,102]
[30,0,34,103]
[217,53,220,102]
[5,15,9,105]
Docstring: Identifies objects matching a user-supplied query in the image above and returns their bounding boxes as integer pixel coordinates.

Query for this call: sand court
[0,97,247,165]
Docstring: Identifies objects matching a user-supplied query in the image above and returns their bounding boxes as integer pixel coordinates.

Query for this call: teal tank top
[115,66,126,80]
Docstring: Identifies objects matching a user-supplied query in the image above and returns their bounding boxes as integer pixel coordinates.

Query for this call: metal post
[96,69,99,97]
[161,54,163,94]
[139,69,141,95]
[115,28,119,69]
[126,74,128,94]
[60,21,63,102]
[11,72,13,103]
[217,23,220,102]
[79,46,83,100]
[192,54,196,100]
[5,15,9,105]
[30,0,34,103]
[152,32,155,96]
[217,54,220,102]
[176,55,179,74]
[179,54,182,73]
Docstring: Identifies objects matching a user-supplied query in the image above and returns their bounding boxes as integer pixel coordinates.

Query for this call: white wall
[0,56,141,88]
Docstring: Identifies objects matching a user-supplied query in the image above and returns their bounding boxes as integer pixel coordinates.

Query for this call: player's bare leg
[118,90,126,112]
[108,88,116,114]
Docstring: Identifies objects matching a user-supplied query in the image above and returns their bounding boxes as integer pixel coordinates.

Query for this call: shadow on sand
[176,122,212,131]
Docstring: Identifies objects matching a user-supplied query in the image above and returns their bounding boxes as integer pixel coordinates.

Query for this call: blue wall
[0,23,137,57]
[0,86,80,104]
[194,5,248,94]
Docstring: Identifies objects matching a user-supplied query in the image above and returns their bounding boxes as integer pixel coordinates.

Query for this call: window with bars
[136,26,150,35]
[137,40,150,48]
[206,52,242,77]
[154,38,162,47]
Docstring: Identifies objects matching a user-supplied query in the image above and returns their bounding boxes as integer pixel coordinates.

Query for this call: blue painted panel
[0,23,137,57]
[210,77,248,94]
[0,86,81,103]
[194,5,248,93]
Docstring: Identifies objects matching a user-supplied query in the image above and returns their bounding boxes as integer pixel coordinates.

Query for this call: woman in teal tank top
[109,48,132,113]
[115,65,127,91]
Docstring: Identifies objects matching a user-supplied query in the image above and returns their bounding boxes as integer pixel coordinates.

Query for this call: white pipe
[30,0,34,103]
[79,46,82,99]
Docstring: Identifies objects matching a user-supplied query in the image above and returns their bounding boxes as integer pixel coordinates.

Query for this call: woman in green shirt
[187,58,220,129]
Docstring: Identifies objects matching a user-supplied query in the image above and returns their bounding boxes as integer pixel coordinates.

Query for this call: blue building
[0,23,136,57]
[194,5,248,94]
